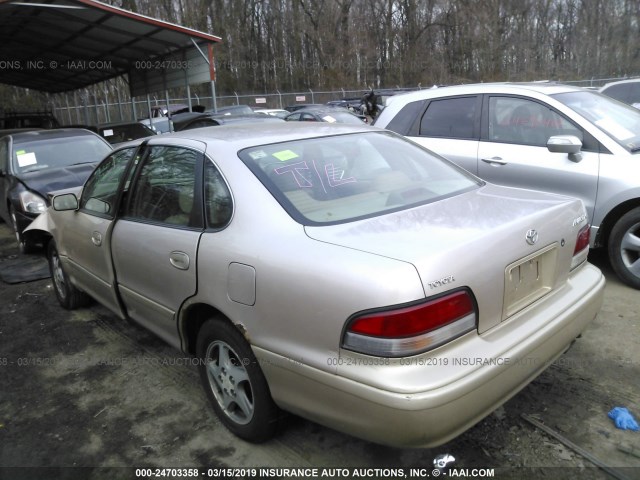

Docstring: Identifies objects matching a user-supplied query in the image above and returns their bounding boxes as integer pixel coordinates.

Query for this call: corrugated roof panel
[0,0,221,94]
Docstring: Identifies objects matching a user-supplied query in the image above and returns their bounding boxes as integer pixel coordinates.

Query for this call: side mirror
[52,193,79,211]
[547,135,583,162]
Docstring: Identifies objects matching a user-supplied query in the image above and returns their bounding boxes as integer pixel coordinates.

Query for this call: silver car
[599,78,640,107]
[26,123,604,447]
[374,83,640,289]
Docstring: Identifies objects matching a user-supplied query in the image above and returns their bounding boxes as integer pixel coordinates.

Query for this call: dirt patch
[0,223,638,480]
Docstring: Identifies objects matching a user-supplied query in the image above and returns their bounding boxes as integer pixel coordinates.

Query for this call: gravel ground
[0,221,638,480]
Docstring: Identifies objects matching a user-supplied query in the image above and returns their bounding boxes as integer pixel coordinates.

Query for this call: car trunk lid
[304,184,588,334]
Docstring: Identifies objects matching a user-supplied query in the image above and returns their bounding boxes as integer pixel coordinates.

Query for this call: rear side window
[204,160,233,229]
[127,146,202,228]
[380,100,426,134]
[419,97,477,139]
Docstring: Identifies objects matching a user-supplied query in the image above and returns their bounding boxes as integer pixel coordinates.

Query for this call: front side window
[419,96,477,139]
[127,146,201,227]
[80,147,136,217]
[239,131,481,225]
[488,97,582,147]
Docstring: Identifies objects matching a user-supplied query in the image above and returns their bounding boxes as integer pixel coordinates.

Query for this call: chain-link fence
[50,87,424,126]
[41,75,640,126]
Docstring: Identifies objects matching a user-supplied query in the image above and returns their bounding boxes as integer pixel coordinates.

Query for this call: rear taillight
[343,289,477,357]
[571,224,590,270]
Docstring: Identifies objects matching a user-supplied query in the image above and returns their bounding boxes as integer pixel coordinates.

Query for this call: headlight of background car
[19,191,47,214]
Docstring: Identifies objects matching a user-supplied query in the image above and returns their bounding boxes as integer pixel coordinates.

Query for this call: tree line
[115,0,640,94]
[1,0,638,111]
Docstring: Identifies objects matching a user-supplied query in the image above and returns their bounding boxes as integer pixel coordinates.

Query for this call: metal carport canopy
[0,0,221,95]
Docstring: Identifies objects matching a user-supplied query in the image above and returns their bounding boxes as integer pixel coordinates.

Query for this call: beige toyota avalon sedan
[26,122,605,447]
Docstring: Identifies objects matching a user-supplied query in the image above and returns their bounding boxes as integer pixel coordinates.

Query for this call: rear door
[477,95,600,222]
[406,95,481,174]
[110,140,205,347]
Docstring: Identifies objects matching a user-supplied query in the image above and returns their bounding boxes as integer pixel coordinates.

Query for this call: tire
[47,240,91,309]
[9,205,36,254]
[196,318,281,442]
[608,207,640,289]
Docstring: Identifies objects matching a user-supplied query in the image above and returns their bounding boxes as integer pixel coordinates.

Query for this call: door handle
[91,231,102,246]
[481,157,508,166]
[169,251,190,270]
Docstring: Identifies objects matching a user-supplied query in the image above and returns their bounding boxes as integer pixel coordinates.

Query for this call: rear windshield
[553,90,640,152]
[239,131,481,225]
[100,124,154,144]
[13,135,112,174]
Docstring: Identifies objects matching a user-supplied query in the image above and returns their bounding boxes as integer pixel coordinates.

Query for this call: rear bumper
[255,263,605,447]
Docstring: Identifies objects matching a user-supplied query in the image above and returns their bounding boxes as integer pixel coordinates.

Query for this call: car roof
[290,107,354,114]
[285,103,324,110]
[215,114,284,123]
[144,121,375,150]
[9,128,106,144]
[386,82,583,104]
[599,78,640,90]
[0,128,42,138]
[97,121,151,128]
[172,112,208,122]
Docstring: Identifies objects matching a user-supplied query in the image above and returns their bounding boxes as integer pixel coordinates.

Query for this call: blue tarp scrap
[608,407,639,431]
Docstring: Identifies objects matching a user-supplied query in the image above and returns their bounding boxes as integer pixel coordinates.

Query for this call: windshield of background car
[553,91,640,152]
[100,124,154,144]
[11,135,112,174]
[239,131,481,225]
[319,111,364,124]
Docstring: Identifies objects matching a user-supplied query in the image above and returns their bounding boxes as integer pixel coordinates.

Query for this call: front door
[111,143,205,347]
[477,95,599,222]
[59,147,137,317]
